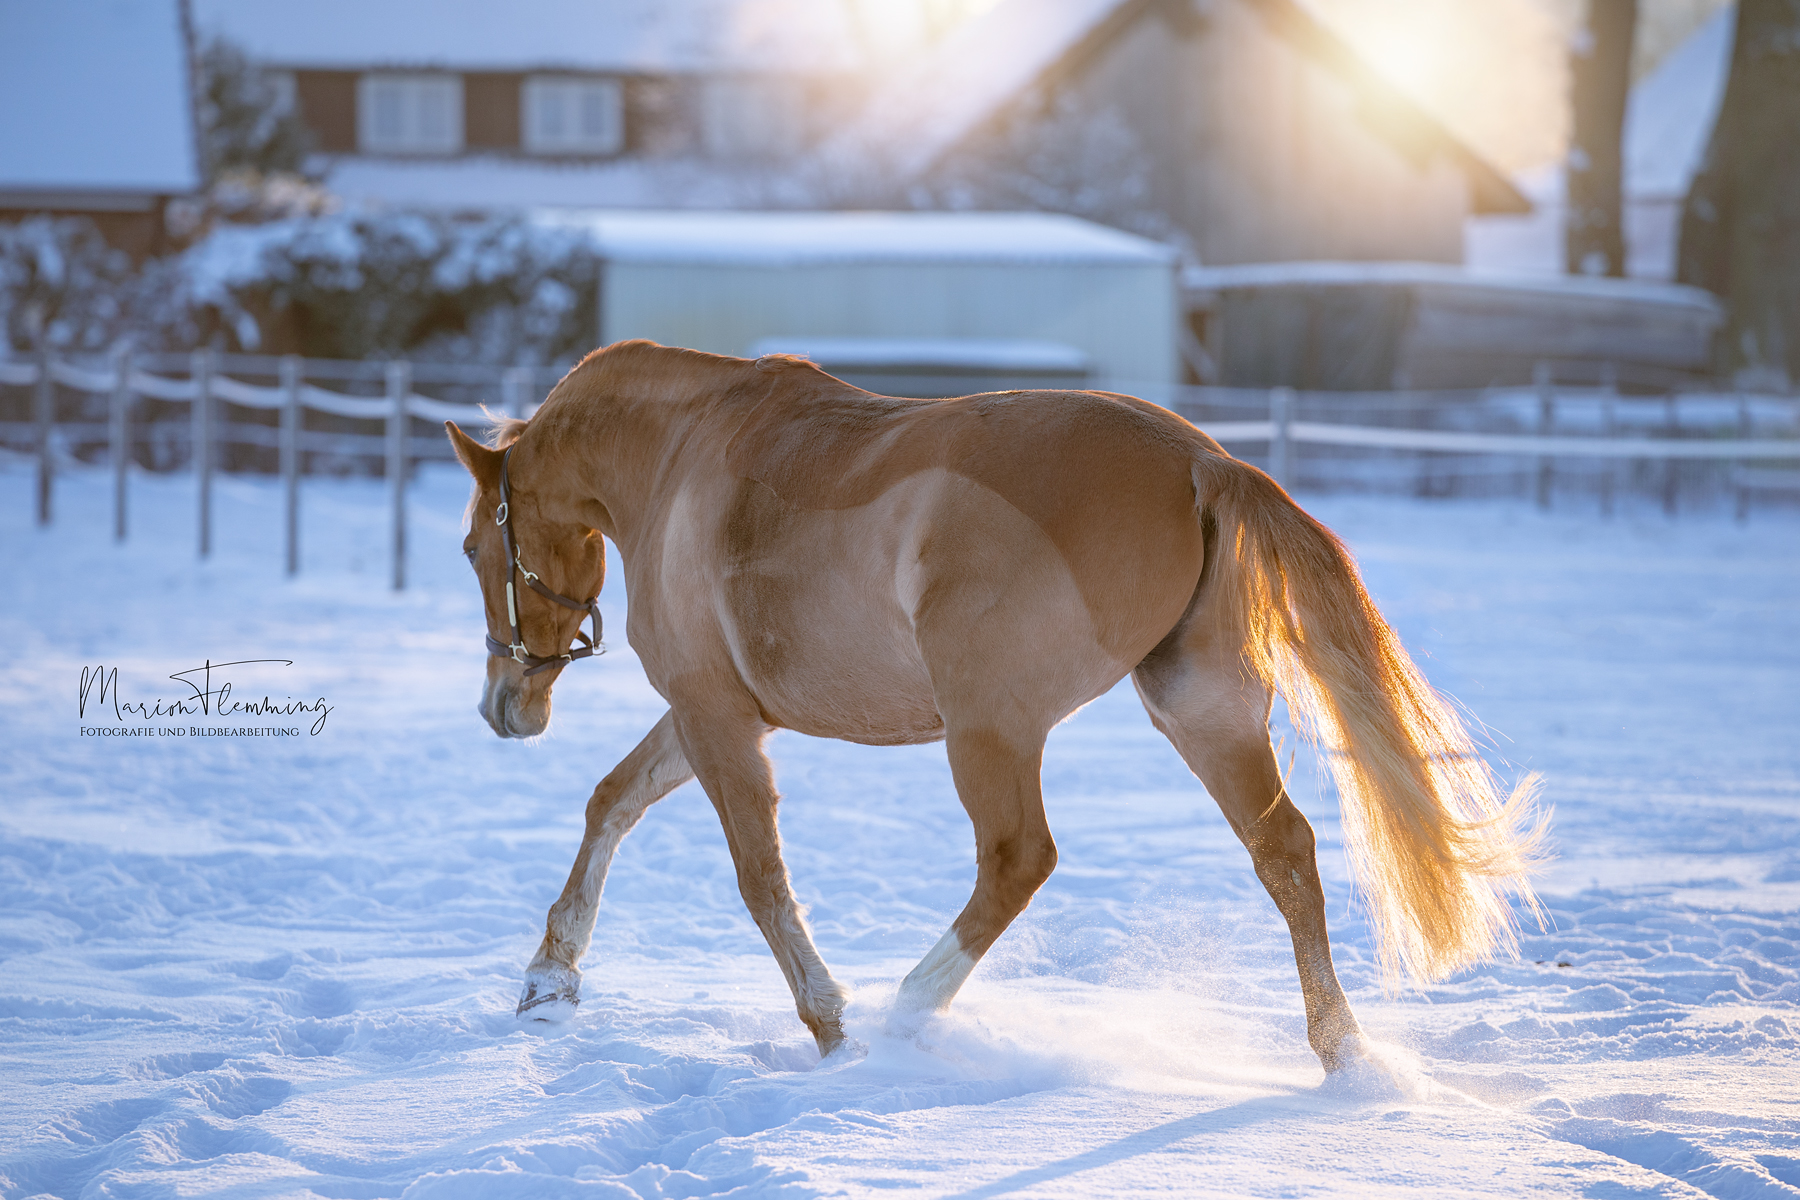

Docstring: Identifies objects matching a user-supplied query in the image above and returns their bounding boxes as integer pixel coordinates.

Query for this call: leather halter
[485,446,604,677]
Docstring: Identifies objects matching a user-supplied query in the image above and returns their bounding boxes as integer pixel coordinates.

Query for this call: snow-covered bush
[0,211,603,366]
[187,212,602,363]
[0,217,139,355]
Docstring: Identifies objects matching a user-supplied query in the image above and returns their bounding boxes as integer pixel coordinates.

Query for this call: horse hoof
[517,967,581,1022]
[818,1036,869,1067]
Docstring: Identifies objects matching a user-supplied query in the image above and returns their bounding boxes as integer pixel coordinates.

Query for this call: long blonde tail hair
[1199,458,1546,986]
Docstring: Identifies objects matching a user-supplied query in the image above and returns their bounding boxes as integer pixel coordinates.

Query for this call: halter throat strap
[487,445,604,677]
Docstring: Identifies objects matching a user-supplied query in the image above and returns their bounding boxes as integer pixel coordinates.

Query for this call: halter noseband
[485,446,604,677]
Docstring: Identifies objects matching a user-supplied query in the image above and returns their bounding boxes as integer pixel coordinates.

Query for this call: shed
[1185,261,1723,391]
[540,210,1179,385]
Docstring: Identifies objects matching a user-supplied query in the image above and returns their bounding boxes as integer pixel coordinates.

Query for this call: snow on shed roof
[537,210,1179,266]
[189,0,861,73]
[0,0,200,198]
[1182,260,1723,312]
[1626,5,1735,200]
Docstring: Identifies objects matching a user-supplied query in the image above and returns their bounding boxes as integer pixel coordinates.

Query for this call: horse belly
[722,488,945,746]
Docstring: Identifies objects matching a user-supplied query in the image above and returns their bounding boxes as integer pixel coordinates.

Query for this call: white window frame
[522,75,625,156]
[356,73,463,155]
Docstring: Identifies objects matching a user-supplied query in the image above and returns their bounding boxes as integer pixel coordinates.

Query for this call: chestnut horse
[445,341,1541,1072]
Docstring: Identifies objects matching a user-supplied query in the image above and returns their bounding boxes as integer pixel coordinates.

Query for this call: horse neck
[531,363,732,551]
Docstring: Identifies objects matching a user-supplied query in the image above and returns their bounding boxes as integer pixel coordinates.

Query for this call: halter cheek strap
[485,446,604,678]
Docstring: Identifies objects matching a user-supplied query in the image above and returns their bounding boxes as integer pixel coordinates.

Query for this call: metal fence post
[387,360,410,591]
[281,355,302,576]
[111,347,132,542]
[193,349,213,558]
[1533,361,1554,510]
[35,347,53,526]
[1662,394,1679,517]
[1269,386,1293,490]
[1598,364,1616,518]
[1735,392,1751,523]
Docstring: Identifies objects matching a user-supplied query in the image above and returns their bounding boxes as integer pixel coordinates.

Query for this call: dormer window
[523,76,624,156]
[357,74,462,154]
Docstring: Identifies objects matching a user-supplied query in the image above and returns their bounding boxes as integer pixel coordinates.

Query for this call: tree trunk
[1678,0,1800,388]
[1567,0,1639,277]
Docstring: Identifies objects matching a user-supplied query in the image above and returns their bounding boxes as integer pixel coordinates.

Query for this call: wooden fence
[3,351,1797,590]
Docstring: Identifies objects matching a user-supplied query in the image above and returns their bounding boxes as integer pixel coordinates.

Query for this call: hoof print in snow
[516,972,580,1022]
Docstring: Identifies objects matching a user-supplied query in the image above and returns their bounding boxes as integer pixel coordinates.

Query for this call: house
[0,0,201,258]
[189,0,867,211]
[540,209,1181,385]
[825,0,1531,267]
[200,0,1522,271]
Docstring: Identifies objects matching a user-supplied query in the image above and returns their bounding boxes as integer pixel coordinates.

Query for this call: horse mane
[564,340,838,405]
[482,406,529,449]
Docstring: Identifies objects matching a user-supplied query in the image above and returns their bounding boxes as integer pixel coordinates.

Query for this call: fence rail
[5,351,1797,589]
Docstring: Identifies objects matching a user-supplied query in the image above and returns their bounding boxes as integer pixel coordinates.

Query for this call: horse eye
[464,545,478,564]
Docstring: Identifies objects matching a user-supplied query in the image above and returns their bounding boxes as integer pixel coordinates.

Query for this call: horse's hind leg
[1133,646,1364,1072]
[893,726,1056,1021]
[670,701,852,1058]
[518,710,693,1020]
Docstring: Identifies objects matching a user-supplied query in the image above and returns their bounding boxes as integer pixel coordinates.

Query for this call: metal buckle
[510,642,528,664]
[494,501,508,525]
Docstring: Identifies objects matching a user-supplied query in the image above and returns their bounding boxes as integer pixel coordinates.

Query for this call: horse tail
[1195,454,1545,987]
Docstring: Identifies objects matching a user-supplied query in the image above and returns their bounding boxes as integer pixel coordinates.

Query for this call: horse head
[446,420,606,739]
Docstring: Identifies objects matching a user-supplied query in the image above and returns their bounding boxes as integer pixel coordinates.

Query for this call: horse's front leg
[671,700,852,1058]
[518,710,693,1020]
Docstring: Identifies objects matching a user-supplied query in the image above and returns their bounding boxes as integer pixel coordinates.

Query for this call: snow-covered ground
[2,454,1797,1199]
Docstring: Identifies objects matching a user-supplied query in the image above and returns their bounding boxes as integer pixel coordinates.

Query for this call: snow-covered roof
[539,210,1179,266]
[1625,5,1735,200]
[0,0,200,199]
[190,0,862,73]
[746,337,1092,371]
[1183,260,1722,312]
[320,156,771,212]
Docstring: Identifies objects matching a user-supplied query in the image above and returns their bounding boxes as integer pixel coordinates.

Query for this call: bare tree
[1567,0,1640,276]
[1678,0,1800,387]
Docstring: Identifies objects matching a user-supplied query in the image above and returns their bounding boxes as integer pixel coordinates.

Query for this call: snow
[1182,258,1720,311]
[539,209,1178,266]
[0,0,201,197]
[1624,6,1735,203]
[189,0,862,73]
[3,450,1798,1198]
[744,337,1091,371]
[317,157,766,214]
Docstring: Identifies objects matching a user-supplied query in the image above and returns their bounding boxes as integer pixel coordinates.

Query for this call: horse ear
[446,421,504,490]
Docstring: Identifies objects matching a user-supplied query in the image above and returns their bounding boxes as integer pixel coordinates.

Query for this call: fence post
[111,347,132,542]
[1735,392,1751,523]
[1533,361,1554,510]
[193,349,213,558]
[1662,394,1679,517]
[35,346,53,526]
[281,355,302,576]
[503,365,530,420]
[1269,385,1293,490]
[1598,364,1616,518]
[387,360,410,591]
